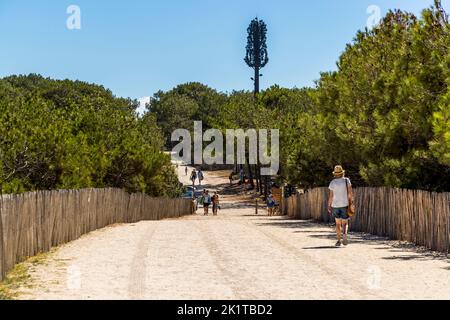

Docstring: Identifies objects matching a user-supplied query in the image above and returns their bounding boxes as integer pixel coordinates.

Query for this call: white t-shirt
[328,177,351,208]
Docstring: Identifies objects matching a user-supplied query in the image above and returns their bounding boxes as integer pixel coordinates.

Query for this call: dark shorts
[204,203,210,207]
[332,207,349,220]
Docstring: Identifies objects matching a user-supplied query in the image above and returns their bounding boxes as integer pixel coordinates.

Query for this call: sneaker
[343,238,348,246]
[335,241,341,247]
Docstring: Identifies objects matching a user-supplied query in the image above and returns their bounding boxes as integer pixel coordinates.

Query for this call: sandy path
[16,165,450,300]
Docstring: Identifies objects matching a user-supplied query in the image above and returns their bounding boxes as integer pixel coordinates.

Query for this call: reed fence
[283,187,450,253]
[0,188,193,281]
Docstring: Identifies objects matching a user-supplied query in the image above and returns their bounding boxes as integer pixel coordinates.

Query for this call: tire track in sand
[128,223,157,299]
[234,219,383,299]
[194,220,275,300]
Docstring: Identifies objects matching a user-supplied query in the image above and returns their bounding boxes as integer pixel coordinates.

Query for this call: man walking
[202,190,212,216]
[327,165,353,246]
[198,169,204,186]
[239,168,244,184]
[229,172,234,186]
[190,169,197,186]
[212,192,220,216]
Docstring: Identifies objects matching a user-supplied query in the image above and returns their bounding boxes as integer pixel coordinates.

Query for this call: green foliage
[270,3,449,191]
[145,3,449,192]
[214,2,450,191]
[146,82,227,147]
[0,74,181,197]
[431,89,450,166]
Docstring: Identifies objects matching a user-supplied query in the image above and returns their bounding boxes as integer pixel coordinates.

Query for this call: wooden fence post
[282,186,450,254]
[0,188,222,281]
[0,195,5,281]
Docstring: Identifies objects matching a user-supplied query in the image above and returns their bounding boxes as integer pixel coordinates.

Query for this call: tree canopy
[148,2,449,192]
[146,82,227,148]
[0,74,181,196]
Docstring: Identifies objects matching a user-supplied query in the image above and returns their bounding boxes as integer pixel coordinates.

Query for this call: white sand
[16,166,450,300]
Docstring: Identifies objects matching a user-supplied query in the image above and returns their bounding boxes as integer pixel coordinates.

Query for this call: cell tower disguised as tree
[245,17,269,97]
[243,18,269,194]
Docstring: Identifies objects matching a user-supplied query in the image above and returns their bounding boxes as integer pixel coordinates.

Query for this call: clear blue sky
[0,0,448,101]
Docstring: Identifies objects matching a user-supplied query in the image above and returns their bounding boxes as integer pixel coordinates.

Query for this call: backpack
[345,178,356,217]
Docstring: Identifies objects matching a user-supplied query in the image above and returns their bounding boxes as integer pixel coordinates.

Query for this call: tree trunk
[245,152,255,190]
[254,67,260,98]
[0,197,4,281]
[254,164,260,193]
[264,175,269,199]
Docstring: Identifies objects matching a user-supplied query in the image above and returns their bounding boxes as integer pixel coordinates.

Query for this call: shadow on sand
[254,217,449,268]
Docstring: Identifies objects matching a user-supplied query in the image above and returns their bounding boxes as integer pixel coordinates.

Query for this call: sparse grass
[0,250,55,300]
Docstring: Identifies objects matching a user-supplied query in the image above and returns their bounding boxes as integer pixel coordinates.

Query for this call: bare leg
[342,220,348,245]
[335,219,342,244]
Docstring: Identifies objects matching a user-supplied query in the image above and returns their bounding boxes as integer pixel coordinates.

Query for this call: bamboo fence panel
[0,188,192,281]
[284,187,450,254]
